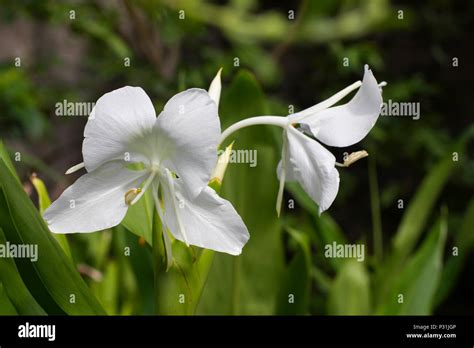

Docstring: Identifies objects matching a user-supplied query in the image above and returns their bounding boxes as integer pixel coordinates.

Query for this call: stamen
[130,171,156,205]
[165,168,190,247]
[65,162,85,175]
[276,132,288,217]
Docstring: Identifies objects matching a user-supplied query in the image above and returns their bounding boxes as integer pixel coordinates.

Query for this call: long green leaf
[122,190,154,244]
[392,155,453,262]
[0,140,20,183]
[0,282,18,315]
[275,228,311,315]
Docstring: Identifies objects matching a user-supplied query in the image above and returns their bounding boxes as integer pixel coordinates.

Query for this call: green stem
[368,156,383,261]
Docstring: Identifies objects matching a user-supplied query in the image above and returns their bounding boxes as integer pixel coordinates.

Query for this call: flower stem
[368,156,383,261]
[152,197,166,314]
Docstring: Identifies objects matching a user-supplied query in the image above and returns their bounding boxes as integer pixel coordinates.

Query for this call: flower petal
[284,126,340,214]
[43,162,148,233]
[295,65,382,147]
[154,88,220,197]
[83,86,156,172]
[161,177,249,255]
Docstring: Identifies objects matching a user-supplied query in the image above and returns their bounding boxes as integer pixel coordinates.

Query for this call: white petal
[208,68,222,107]
[161,178,249,255]
[296,65,382,147]
[154,88,220,197]
[284,126,340,214]
[83,86,156,172]
[43,162,148,233]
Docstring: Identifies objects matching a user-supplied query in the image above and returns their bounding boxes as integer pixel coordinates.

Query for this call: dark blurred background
[0,0,472,314]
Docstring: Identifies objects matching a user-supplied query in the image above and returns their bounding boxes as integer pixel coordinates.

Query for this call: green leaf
[376,215,447,315]
[286,181,347,271]
[327,260,371,315]
[435,200,474,306]
[275,228,311,315]
[124,232,155,315]
[91,260,119,315]
[197,70,284,314]
[0,140,19,183]
[154,243,215,315]
[0,282,18,315]
[389,128,473,265]
[0,227,46,315]
[0,158,106,315]
[375,142,468,306]
[30,174,51,213]
[391,155,454,263]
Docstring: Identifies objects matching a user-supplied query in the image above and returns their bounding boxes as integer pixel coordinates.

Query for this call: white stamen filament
[130,171,156,205]
[165,168,190,247]
[290,80,362,123]
[276,131,288,217]
[220,116,288,145]
[65,162,85,175]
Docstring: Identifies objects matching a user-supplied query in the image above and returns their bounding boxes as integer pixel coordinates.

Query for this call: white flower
[220,65,385,215]
[44,72,249,255]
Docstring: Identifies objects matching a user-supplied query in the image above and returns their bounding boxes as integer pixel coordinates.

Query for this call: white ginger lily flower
[220,65,385,216]
[43,72,249,255]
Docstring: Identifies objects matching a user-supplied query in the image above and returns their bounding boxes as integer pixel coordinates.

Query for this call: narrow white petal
[161,178,249,255]
[152,183,173,271]
[83,86,156,172]
[154,88,220,198]
[43,162,148,233]
[284,126,340,214]
[293,65,382,147]
[289,80,362,123]
[208,68,222,107]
